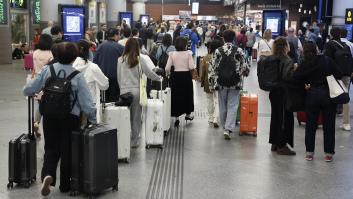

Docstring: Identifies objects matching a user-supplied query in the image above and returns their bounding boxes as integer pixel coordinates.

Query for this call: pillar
[332,0,353,25]
[106,0,126,27]
[41,0,76,24]
[132,0,146,23]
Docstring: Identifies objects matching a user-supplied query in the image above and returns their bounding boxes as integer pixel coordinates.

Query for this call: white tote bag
[326,75,350,104]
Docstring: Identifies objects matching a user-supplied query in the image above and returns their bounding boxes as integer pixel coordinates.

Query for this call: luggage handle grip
[27,96,35,139]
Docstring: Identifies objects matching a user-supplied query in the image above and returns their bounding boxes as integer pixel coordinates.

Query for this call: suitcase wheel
[124,158,130,163]
[70,191,80,196]
[239,132,243,136]
[112,184,118,191]
[7,182,13,189]
[145,145,151,149]
[23,181,31,188]
[159,145,164,149]
[253,133,257,137]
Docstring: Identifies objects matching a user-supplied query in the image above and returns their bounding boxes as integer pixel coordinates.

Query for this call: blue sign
[61,6,85,42]
[346,24,353,41]
[262,10,286,38]
[119,12,133,27]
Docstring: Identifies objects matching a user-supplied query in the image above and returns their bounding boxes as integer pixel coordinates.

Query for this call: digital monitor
[140,15,149,26]
[59,5,86,42]
[10,0,27,9]
[119,12,133,27]
[192,2,199,15]
[346,24,353,41]
[262,10,286,38]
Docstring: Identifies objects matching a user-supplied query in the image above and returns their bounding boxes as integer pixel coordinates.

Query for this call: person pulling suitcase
[23,42,97,197]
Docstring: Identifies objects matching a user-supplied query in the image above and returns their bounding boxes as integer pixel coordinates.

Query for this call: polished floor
[1,48,353,199]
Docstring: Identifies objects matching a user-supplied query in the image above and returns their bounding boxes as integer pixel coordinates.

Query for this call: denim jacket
[23,63,97,124]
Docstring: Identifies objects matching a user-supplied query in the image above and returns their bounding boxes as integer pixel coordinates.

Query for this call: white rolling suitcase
[150,88,171,135]
[101,92,131,163]
[144,98,164,149]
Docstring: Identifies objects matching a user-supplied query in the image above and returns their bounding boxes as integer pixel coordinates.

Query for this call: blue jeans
[218,88,240,132]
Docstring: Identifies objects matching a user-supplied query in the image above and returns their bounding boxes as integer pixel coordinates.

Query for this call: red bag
[297,112,323,126]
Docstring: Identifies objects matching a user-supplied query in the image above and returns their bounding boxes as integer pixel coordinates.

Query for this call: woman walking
[165,37,196,127]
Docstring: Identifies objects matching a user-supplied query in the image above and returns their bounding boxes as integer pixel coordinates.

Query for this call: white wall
[41,0,76,23]
[332,0,353,25]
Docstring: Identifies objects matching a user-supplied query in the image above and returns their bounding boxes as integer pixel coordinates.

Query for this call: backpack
[217,47,241,87]
[332,40,353,76]
[156,33,165,43]
[39,65,80,119]
[257,55,281,91]
[158,46,169,69]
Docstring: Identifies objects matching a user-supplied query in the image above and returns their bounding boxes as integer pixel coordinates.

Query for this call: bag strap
[264,40,272,50]
[67,70,80,81]
[49,65,56,79]
[332,40,344,49]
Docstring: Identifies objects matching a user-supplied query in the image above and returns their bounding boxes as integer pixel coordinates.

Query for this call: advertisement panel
[346,9,353,24]
[119,12,133,27]
[33,0,40,24]
[60,5,86,42]
[140,14,149,26]
[262,9,286,38]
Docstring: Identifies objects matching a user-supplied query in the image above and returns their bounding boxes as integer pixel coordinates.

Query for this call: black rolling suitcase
[7,97,37,189]
[71,124,119,198]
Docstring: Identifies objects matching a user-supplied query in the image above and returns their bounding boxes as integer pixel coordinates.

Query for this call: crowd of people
[21,18,353,196]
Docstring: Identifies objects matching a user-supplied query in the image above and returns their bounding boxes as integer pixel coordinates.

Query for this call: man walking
[94,29,124,102]
[210,30,250,140]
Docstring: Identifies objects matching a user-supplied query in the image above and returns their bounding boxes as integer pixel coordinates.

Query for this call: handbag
[139,57,148,106]
[115,92,134,107]
[283,82,306,112]
[191,68,199,80]
[326,75,350,104]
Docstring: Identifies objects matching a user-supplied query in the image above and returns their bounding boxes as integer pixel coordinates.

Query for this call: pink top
[33,50,53,74]
[165,51,196,73]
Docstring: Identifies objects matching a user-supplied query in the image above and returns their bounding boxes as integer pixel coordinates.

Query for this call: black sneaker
[277,146,296,156]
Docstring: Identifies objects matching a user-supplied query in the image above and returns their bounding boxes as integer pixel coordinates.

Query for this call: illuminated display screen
[0,0,8,25]
[10,0,27,9]
[61,6,85,42]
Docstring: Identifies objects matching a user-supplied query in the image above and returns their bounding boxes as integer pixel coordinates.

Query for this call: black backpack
[332,40,353,76]
[40,65,80,119]
[158,46,169,69]
[257,55,281,91]
[217,47,241,87]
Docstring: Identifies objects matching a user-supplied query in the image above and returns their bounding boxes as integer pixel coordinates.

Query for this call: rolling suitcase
[71,124,118,197]
[144,89,164,149]
[252,48,257,60]
[24,54,34,70]
[8,97,37,189]
[151,87,171,135]
[297,111,323,126]
[239,94,258,137]
[102,103,131,163]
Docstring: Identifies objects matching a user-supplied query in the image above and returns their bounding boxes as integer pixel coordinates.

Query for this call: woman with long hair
[165,37,196,127]
[293,42,342,162]
[117,38,161,148]
[268,37,296,155]
[73,40,109,123]
[257,29,274,60]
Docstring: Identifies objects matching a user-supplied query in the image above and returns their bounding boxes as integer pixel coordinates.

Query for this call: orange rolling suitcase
[239,94,258,137]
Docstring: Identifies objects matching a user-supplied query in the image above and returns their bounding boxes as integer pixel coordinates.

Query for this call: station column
[332,0,353,25]
[106,0,126,27]
[132,0,146,23]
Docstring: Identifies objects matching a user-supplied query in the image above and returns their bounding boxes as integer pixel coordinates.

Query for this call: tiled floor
[1,48,353,198]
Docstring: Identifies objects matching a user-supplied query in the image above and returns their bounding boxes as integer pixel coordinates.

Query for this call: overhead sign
[0,0,8,25]
[33,0,40,24]
[10,0,26,9]
[346,9,353,24]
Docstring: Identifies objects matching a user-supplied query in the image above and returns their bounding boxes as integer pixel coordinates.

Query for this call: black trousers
[269,88,294,148]
[305,86,336,154]
[41,115,80,190]
[106,77,120,103]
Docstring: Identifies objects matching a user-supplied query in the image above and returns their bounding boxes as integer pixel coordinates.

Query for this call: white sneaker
[341,124,351,131]
[41,176,53,197]
[223,131,231,140]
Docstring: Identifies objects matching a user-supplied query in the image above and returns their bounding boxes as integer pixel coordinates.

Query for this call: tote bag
[139,58,148,106]
[326,75,350,104]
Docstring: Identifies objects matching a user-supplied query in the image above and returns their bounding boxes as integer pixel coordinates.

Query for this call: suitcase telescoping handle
[28,96,35,139]
[101,90,106,112]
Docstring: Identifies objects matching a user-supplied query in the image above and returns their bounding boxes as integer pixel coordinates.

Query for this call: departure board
[0,0,8,25]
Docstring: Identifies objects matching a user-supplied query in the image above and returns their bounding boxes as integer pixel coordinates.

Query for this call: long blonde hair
[263,29,272,41]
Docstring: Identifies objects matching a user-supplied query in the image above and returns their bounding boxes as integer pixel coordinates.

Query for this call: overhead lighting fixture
[300,4,303,8]
[304,10,307,14]
[314,6,317,12]
[298,8,301,13]
[309,10,312,14]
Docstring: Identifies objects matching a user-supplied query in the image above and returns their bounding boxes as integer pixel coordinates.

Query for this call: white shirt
[118,38,129,46]
[257,39,274,60]
[341,38,353,57]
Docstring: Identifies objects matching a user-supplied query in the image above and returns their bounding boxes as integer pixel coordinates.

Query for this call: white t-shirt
[257,39,274,60]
